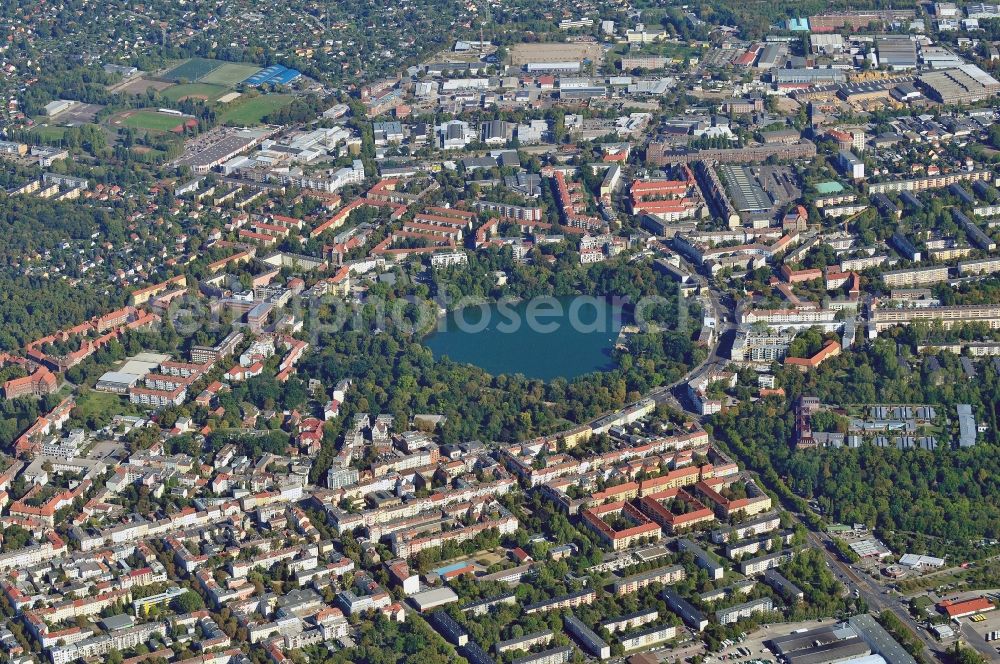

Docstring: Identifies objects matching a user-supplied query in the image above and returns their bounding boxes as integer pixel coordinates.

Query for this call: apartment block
[738,549,795,575]
[620,624,677,651]
[580,501,662,550]
[524,589,596,614]
[612,564,686,596]
[882,266,950,288]
[872,304,1000,332]
[867,169,991,193]
[715,597,775,625]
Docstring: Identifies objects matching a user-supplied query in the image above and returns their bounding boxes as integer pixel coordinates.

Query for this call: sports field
[199,63,263,86]
[113,77,173,96]
[112,110,192,133]
[32,126,67,142]
[218,95,293,125]
[161,57,223,83]
[161,83,228,102]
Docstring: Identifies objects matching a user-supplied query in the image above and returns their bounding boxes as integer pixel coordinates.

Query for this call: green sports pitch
[160,58,263,87]
[113,110,193,133]
[160,83,229,102]
[160,58,224,83]
[199,63,263,86]
[218,95,294,125]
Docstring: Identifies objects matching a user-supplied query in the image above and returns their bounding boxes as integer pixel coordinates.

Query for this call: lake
[423,296,624,381]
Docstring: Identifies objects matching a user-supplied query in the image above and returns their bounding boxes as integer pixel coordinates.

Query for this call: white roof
[97,371,142,386]
[411,587,458,608]
[840,656,887,664]
[811,34,846,45]
[958,63,1000,87]
[899,553,945,567]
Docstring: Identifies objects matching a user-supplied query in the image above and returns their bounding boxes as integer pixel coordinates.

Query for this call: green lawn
[73,389,127,420]
[199,63,263,86]
[161,83,228,103]
[115,110,190,133]
[31,125,67,143]
[218,95,293,125]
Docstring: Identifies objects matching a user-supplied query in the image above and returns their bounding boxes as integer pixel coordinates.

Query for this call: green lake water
[423,296,624,381]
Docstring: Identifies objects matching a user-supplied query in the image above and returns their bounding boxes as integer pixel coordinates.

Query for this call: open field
[509,41,605,66]
[199,62,262,86]
[161,82,229,103]
[114,77,174,96]
[218,94,293,125]
[110,109,195,133]
[73,389,127,421]
[31,125,69,142]
[161,57,223,83]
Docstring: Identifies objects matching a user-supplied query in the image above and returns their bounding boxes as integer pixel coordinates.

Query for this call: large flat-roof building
[848,614,919,664]
[677,538,725,580]
[808,10,915,31]
[871,304,1000,332]
[717,165,773,215]
[771,623,873,664]
[612,564,686,596]
[496,630,554,655]
[410,587,459,612]
[524,588,596,614]
[877,37,918,70]
[882,266,950,288]
[773,69,847,85]
[620,624,678,652]
[918,65,1000,104]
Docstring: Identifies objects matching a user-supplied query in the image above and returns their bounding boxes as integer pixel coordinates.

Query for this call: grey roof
[462,642,496,664]
[564,615,609,657]
[848,614,919,664]
[678,538,724,574]
[785,637,870,664]
[662,588,707,630]
[100,614,135,631]
[762,568,805,600]
[958,403,977,447]
[512,646,574,664]
[496,630,553,651]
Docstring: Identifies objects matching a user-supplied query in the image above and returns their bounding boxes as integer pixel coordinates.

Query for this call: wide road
[961,622,1000,661]
[804,530,947,662]
[649,257,736,413]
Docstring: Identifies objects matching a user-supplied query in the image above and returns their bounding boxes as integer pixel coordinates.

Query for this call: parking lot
[702,618,839,664]
[50,102,105,126]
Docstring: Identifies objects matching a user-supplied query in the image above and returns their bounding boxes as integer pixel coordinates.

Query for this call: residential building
[564,615,610,660]
[716,597,775,624]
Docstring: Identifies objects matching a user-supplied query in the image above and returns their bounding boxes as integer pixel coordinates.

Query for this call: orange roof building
[784,340,841,372]
[939,597,995,619]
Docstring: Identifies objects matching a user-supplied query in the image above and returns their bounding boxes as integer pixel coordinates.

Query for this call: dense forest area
[0,275,125,351]
[0,193,134,351]
[776,335,1000,421]
[711,340,1000,559]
